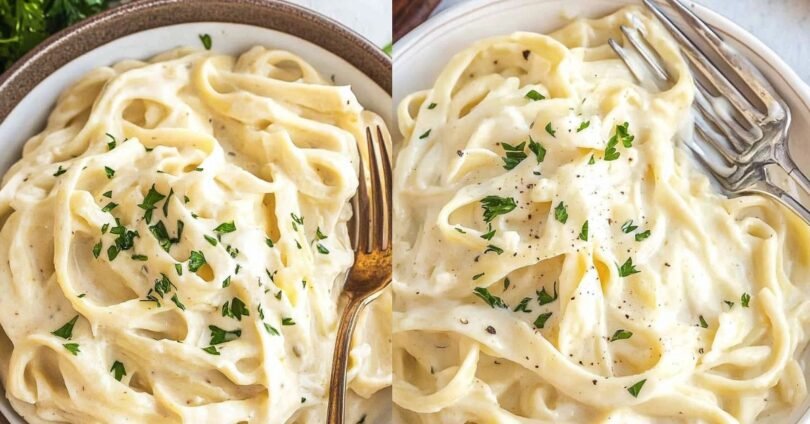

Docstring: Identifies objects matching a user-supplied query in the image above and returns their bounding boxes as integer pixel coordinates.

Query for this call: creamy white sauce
[0,46,391,424]
[392,7,810,423]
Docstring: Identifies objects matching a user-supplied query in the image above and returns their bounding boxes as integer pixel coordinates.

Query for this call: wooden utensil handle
[394,0,442,42]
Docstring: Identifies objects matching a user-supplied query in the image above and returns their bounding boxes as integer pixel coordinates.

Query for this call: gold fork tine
[376,124,392,249]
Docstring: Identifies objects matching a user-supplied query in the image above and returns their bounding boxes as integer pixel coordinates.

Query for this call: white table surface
[435,0,810,85]
[285,0,392,48]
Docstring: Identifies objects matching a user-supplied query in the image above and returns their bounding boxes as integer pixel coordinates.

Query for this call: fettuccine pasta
[393,7,810,424]
[0,46,391,423]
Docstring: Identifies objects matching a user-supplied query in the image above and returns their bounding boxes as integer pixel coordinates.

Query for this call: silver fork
[609,0,810,223]
[327,111,392,424]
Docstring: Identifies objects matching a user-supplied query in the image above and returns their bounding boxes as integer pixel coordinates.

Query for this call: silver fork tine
[608,39,647,83]
[641,0,766,131]
[620,25,670,81]
[663,0,784,121]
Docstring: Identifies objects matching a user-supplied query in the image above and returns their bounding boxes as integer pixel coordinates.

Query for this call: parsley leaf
[208,325,240,345]
[534,312,552,329]
[480,196,517,223]
[617,257,640,277]
[53,166,67,177]
[52,315,79,339]
[104,166,115,179]
[138,185,166,224]
[527,136,546,163]
[199,33,212,50]
[525,90,545,101]
[513,297,533,313]
[63,343,80,355]
[635,230,651,241]
[741,293,751,307]
[577,121,590,132]
[500,141,528,170]
[473,287,507,309]
[537,281,558,305]
[214,222,236,234]
[610,329,633,342]
[627,379,646,397]
[188,251,206,272]
[621,220,638,233]
[554,201,568,224]
[110,360,126,381]
[545,122,556,137]
[578,220,589,241]
[419,129,431,139]
[222,298,249,321]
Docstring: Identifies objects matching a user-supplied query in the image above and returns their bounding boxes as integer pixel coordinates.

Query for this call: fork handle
[327,294,367,424]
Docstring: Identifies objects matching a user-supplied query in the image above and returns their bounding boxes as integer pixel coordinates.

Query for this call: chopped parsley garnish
[604,122,634,161]
[52,315,79,339]
[188,251,206,272]
[484,244,503,255]
[699,315,708,328]
[588,155,596,165]
[101,202,118,212]
[554,202,568,224]
[481,224,495,240]
[577,121,590,132]
[316,227,327,240]
[527,136,546,163]
[627,379,646,397]
[162,189,173,216]
[53,166,67,177]
[617,257,640,277]
[621,220,638,233]
[578,220,589,241]
[500,141,528,170]
[295,240,302,249]
[741,293,751,307]
[92,241,102,258]
[723,300,734,308]
[202,346,220,355]
[610,329,633,342]
[480,196,517,223]
[290,213,304,231]
[419,129,431,139]
[132,254,148,261]
[149,221,173,252]
[264,323,280,335]
[106,133,117,150]
[265,238,274,248]
[316,243,329,254]
[138,185,166,224]
[537,281,558,305]
[103,191,112,198]
[171,294,186,310]
[281,317,295,326]
[427,102,437,109]
[635,230,651,241]
[544,122,556,138]
[616,122,634,147]
[513,297,533,313]
[102,223,109,233]
[534,312,552,329]
[63,343,80,355]
[209,325,240,345]
[222,276,231,288]
[525,90,545,101]
[107,245,119,261]
[472,272,485,280]
[199,33,212,50]
[110,360,126,381]
[473,287,507,309]
[104,166,115,179]
[153,274,175,299]
[222,298,249,321]
[214,222,236,234]
[175,263,183,275]
[204,235,218,246]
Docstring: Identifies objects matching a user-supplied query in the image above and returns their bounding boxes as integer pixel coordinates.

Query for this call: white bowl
[393,0,810,423]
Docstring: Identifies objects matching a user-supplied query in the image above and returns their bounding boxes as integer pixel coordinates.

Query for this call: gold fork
[327,111,392,424]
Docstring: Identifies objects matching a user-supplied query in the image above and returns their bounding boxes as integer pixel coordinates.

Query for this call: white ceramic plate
[393,0,810,423]
[0,20,391,424]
